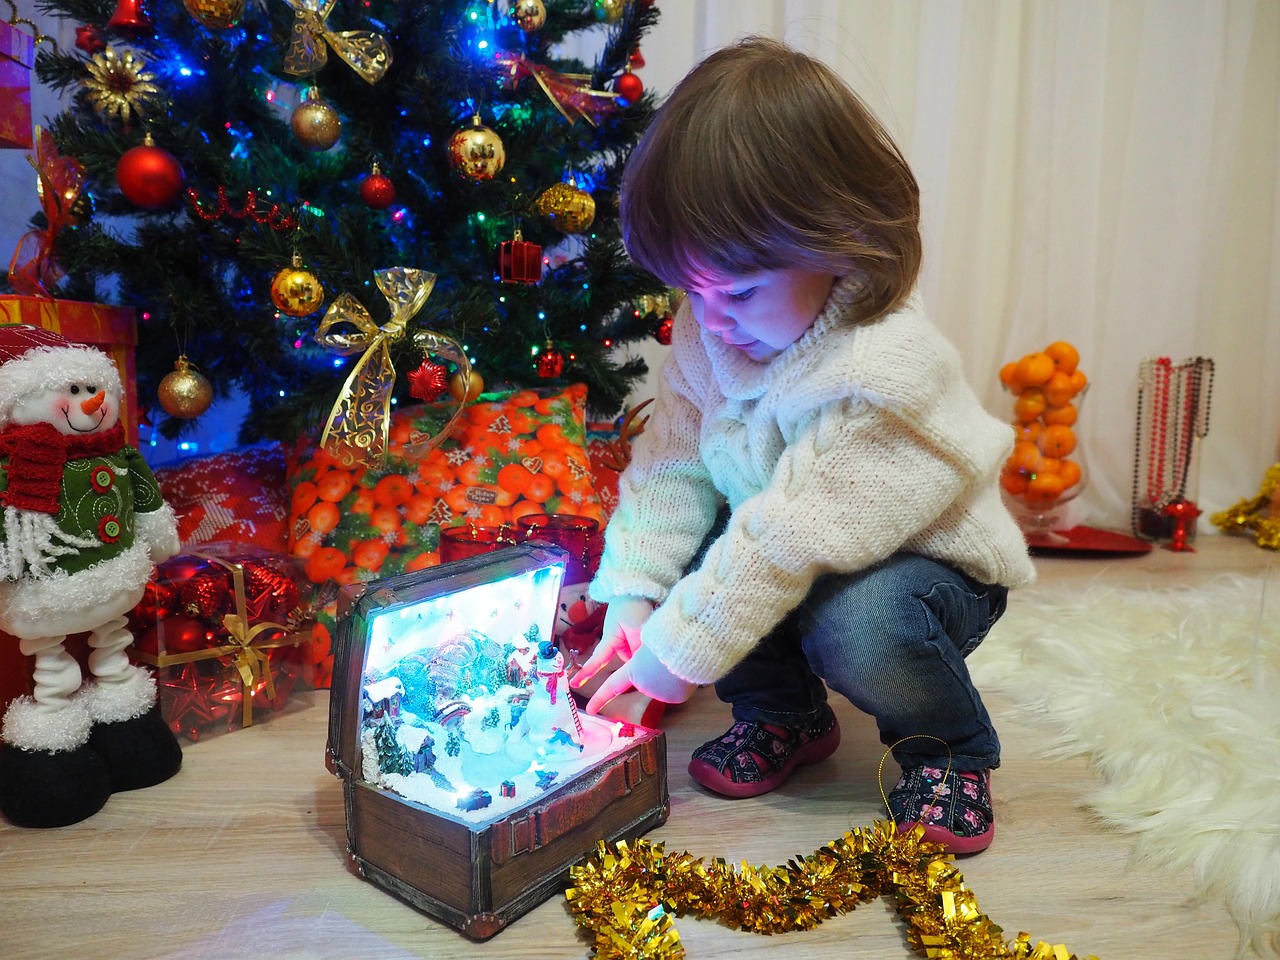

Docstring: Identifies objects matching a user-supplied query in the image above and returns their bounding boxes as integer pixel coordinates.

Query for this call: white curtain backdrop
[3,2,1277,533]
[623,0,1280,535]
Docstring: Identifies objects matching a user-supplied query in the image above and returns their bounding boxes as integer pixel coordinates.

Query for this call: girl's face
[685,267,837,362]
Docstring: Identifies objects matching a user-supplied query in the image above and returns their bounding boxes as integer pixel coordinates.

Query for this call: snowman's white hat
[0,324,122,426]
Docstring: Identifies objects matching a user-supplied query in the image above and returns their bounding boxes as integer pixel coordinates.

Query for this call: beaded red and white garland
[1131,356,1214,546]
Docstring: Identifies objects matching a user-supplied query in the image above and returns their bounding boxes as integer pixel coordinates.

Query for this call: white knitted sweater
[589,276,1036,686]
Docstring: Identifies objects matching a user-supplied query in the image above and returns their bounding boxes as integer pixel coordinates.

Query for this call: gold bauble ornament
[594,0,625,23]
[290,88,341,152]
[447,368,484,404]
[182,0,245,29]
[271,254,325,317]
[448,115,505,181]
[158,356,214,419]
[536,181,596,233]
[512,0,547,32]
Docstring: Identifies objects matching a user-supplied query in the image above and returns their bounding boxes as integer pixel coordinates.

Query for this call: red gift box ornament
[8,128,86,295]
[496,229,542,284]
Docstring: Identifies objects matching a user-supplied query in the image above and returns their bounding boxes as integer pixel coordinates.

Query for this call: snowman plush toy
[0,324,182,828]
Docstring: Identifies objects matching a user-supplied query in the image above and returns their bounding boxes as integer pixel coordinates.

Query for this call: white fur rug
[970,572,1280,957]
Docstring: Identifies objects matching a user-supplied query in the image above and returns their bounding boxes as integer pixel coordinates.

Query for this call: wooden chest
[326,544,669,940]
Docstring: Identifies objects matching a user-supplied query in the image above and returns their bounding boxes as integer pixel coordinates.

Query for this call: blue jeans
[704,547,1007,772]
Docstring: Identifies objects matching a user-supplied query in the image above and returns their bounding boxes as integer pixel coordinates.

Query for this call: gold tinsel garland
[1210,462,1280,550]
[566,821,1098,960]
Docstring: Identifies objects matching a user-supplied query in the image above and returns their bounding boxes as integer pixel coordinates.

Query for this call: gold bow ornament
[315,267,470,467]
[281,0,391,84]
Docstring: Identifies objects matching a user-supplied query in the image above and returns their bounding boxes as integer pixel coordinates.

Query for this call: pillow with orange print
[286,384,606,686]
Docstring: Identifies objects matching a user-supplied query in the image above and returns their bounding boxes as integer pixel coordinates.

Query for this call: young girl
[573,37,1035,854]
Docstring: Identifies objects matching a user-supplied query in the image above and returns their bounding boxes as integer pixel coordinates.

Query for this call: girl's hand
[584,643,697,714]
[572,596,653,689]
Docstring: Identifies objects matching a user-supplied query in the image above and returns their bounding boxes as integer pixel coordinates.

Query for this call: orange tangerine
[373,474,413,507]
[1044,341,1080,375]
[999,361,1022,392]
[291,534,320,560]
[1026,471,1066,501]
[291,480,319,515]
[1016,352,1056,388]
[1034,456,1062,475]
[1013,388,1048,422]
[1000,466,1030,495]
[353,539,390,572]
[405,550,441,572]
[476,505,510,527]
[1038,424,1076,458]
[1043,371,1076,407]
[305,546,347,584]
[350,489,376,516]
[306,500,340,536]
[370,505,403,538]
[1068,369,1088,393]
[1058,459,1083,490]
[403,492,437,526]
[316,470,355,503]
[511,499,548,523]
[1008,439,1042,473]
[525,474,555,503]
[536,423,570,449]
[1042,403,1077,426]
[1014,420,1044,444]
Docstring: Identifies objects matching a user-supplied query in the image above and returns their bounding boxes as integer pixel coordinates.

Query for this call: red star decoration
[407,360,448,402]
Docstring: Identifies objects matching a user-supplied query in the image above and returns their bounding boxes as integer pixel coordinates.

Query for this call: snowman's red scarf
[0,422,125,515]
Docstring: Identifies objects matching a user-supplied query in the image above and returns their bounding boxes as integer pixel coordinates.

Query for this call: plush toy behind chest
[0,324,182,828]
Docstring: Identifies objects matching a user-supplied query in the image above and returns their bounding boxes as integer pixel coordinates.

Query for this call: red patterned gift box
[126,543,315,743]
[0,18,34,150]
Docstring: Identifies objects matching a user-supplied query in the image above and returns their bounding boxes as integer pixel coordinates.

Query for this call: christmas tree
[19,0,666,444]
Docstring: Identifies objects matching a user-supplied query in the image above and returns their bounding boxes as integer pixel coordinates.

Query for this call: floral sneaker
[687,704,841,799]
[887,764,995,854]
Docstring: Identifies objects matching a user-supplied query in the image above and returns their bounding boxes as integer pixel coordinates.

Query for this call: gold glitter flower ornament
[83,46,161,124]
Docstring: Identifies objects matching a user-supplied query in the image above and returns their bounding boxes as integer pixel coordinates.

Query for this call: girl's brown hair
[621,36,921,323]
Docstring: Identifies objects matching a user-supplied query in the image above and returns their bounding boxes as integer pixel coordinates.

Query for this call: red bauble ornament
[654,314,673,345]
[407,360,449,402]
[496,230,543,284]
[181,570,231,621]
[107,0,154,37]
[149,615,209,655]
[614,70,644,105]
[629,46,645,69]
[359,166,396,210]
[536,343,566,379]
[75,24,106,53]
[117,135,186,209]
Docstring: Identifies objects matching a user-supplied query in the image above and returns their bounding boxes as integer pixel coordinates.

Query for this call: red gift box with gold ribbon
[125,544,316,743]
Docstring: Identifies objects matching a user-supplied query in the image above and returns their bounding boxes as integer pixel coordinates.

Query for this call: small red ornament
[496,229,543,284]
[359,165,396,210]
[181,570,231,621]
[536,342,565,379]
[629,47,645,69]
[117,134,186,210]
[75,24,107,53]
[145,615,209,656]
[614,69,644,105]
[407,360,449,402]
[654,314,673,345]
[107,0,154,37]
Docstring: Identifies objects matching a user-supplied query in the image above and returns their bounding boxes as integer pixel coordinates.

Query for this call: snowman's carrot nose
[80,390,106,415]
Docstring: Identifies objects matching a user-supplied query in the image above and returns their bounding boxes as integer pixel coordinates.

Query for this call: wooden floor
[1,533,1272,960]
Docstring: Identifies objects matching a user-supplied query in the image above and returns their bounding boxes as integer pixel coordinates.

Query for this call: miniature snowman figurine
[511,640,584,758]
[0,325,182,828]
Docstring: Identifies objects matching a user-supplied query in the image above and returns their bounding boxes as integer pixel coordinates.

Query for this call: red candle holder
[439,524,519,564]
[516,514,601,582]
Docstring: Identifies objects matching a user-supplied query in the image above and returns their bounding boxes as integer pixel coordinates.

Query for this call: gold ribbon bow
[315,267,470,467]
[8,128,85,297]
[493,51,620,126]
[281,0,392,84]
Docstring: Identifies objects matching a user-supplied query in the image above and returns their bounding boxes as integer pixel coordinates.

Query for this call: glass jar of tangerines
[998,341,1089,542]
